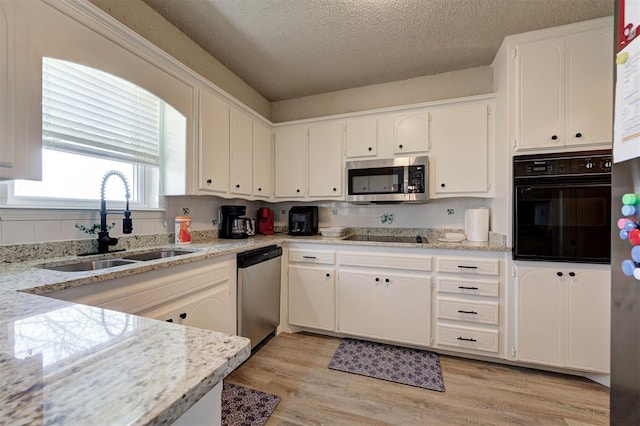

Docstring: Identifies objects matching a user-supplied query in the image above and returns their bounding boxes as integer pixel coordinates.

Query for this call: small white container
[175,216,192,244]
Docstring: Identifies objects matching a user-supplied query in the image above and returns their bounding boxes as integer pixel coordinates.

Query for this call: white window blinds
[42,57,160,166]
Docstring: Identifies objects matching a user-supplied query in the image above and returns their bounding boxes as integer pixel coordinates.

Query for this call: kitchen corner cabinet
[288,248,336,331]
[229,107,253,196]
[345,118,377,158]
[199,89,230,194]
[516,264,610,373]
[275,127,306,198]
[514,27,613,151]
[0,1,41,181]
[429,103,491,197]
[46,257,237,335]
[252,121,273,198]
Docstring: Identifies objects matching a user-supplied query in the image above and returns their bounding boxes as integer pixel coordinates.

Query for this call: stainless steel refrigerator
[612,1,640,423]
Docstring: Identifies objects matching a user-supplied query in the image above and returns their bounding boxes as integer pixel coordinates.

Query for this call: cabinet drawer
[437,324,499,353]
[289,249,335,265]
[437,298,499,325]
[438,277,499,298]
[438,257,499,276]
[339,252,432,272]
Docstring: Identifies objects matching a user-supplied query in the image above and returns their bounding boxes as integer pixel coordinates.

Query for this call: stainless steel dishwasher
[237,245,282,349]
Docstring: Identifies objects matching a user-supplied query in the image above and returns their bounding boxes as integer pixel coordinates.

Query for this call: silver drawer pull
[458,285,479,290]
[457,309,478,315]
[457,336,477,342]
[302,256,317,259]
[457,265,478,269]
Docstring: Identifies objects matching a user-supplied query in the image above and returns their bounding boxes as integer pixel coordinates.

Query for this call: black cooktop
[344,235,427,244]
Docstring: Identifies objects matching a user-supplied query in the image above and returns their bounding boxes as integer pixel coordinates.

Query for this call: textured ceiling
[143,0,614,102]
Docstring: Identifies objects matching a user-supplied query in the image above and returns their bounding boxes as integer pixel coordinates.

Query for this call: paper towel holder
[465,208,490,242]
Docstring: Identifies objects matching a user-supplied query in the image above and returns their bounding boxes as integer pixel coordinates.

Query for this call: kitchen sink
[122,249,194,261]
[38,258,138,272]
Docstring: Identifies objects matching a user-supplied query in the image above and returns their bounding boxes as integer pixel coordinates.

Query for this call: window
[7,57,185,209]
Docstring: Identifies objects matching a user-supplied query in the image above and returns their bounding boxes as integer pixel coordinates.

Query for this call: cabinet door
[565,29,613,147]
[515,38,564,150]
[308,123,343,198]
[199,90,229,193]
[517,267,563,366]
[274,127,306,197]
[345,118,377,158]
[565,269,610,372]
[288,264,335,331]
[0,2,41,180]
[180,284,235,335]
[430,104,489,195]
[382,273,431,345]
[394,112,429,154]
[253,121,273,198]
[229,108,253,196]
[338,270,382,338]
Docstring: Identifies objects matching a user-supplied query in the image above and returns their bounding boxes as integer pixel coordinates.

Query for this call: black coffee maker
[219,205,253,239]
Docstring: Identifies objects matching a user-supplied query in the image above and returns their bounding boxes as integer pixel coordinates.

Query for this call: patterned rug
[221,382,280,426]
[328,338,445,392]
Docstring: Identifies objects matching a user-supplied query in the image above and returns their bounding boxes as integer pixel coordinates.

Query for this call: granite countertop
[0,232,508,425]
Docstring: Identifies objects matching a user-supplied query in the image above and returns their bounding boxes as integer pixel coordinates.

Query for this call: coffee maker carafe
[219,205,252,239]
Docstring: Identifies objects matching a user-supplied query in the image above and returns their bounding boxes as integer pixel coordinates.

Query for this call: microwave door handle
[403,165,409,194]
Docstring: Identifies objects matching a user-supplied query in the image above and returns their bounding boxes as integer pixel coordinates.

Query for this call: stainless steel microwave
[346,156,429,204]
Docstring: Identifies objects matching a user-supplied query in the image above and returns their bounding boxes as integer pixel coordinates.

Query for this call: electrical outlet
[182,207,190,215]
[447,208,455,216]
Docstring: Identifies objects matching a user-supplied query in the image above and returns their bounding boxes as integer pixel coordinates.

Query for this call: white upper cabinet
[0,2,41,181]
[564,29,613,146]
[394,112,430,154]
[429,102,491,197]
[514,26,613,151]
[274,122,344,201]
[275,127,306,198]
[199,89,230,194]
[253,121,273,198]
[229,107,253,196]
[345,118,377,158]
[308,123,344,197]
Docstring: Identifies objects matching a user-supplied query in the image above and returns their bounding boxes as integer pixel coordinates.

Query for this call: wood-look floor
[225,332,609,425]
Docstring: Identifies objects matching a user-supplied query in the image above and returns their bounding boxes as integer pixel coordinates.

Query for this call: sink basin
[39,258,138,272]
[122,249,194,261]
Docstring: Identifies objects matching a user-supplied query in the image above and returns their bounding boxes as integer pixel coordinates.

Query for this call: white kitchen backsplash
[0,195,489,245]
[272,198,492,230]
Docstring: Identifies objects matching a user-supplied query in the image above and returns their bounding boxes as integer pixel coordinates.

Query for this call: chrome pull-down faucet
[98,170,133,253]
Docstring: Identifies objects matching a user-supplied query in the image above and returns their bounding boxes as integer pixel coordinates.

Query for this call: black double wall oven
[513,150,612,264]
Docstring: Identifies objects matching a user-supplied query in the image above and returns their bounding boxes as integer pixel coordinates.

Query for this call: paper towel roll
[465,208,490,242]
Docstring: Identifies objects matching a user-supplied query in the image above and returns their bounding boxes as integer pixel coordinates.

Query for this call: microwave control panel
[407,165,426,193]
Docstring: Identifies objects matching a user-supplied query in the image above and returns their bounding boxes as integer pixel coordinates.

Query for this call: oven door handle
[516,182,610,191]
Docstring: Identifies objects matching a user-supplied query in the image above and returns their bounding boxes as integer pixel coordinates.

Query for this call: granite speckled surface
[0,229,508,425]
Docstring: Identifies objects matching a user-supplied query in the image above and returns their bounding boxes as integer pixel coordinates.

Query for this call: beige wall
[271,66,493,122]
[88,0,271,120]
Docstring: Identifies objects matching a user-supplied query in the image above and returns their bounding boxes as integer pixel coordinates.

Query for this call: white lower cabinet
[287,248,336,331]
[46,256,237,335]
[516,264,610,373]
[435,255,503,356]
[339,269,432,345]
[337,249,433,346]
